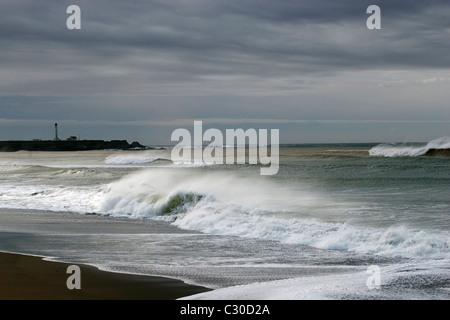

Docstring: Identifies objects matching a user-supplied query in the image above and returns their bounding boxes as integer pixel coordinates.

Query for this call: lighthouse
[54,123,60,141]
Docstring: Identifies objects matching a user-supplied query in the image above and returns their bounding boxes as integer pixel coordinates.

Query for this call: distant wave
[105,153,164,165]
[369,136,450,157]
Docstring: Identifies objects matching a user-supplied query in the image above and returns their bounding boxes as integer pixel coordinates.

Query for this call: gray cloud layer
[0,0,449,143]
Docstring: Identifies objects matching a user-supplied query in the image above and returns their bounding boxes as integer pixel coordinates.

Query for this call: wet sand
[0,251,210,300]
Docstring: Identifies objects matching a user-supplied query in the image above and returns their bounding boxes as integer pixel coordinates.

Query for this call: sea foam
[105,152,162,165]
[0,166,447,260]
[96,169,450,260]
[182,259,450,300]
[369,136,450,157]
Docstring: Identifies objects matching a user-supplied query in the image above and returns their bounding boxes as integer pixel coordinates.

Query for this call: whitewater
[0,140,449,299]
[369,136,450,157]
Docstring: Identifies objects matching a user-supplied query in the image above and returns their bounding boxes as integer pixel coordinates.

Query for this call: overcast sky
[0,0,449,145]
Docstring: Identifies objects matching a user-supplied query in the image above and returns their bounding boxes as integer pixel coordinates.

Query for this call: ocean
[0,137,449,300]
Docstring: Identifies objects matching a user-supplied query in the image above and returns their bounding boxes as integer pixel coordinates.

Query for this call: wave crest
[369,136,450,157]
[105,152,165,165]
[96,169,449,259]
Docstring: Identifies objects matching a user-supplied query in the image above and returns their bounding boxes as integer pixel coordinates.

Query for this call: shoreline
[0,139,146,152]
[0,250,211,300]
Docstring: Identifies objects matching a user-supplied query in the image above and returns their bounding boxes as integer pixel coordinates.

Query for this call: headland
[0,140,146,152]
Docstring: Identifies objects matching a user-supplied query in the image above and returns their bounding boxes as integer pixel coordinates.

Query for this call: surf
[369,136,450,157]
[105,152,166,165]
[96,168,450,260]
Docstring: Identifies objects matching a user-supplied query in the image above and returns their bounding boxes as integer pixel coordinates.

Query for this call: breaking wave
[369,136,450,157]
[96,169,450,260]
[0,166,448,260]
[105,152,166,165]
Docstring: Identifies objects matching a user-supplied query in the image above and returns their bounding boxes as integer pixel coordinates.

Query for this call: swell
[369,136,450,158]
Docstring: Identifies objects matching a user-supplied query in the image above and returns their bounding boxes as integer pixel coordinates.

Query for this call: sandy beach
[0,251,210,300]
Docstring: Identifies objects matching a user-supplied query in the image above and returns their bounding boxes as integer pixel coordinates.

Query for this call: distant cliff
[0,140,146,152]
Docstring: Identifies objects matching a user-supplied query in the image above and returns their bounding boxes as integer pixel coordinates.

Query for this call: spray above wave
[97,169,449,259]
[97,168,300,219]
[369,136,450,157]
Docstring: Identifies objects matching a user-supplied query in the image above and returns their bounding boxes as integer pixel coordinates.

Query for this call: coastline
[0,140,146,152]
[0,250,211,300]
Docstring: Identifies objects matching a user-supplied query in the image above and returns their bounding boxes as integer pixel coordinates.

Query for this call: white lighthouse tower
[54,123,60,141]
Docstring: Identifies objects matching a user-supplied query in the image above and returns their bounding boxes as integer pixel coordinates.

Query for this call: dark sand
[0,251,210,300]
